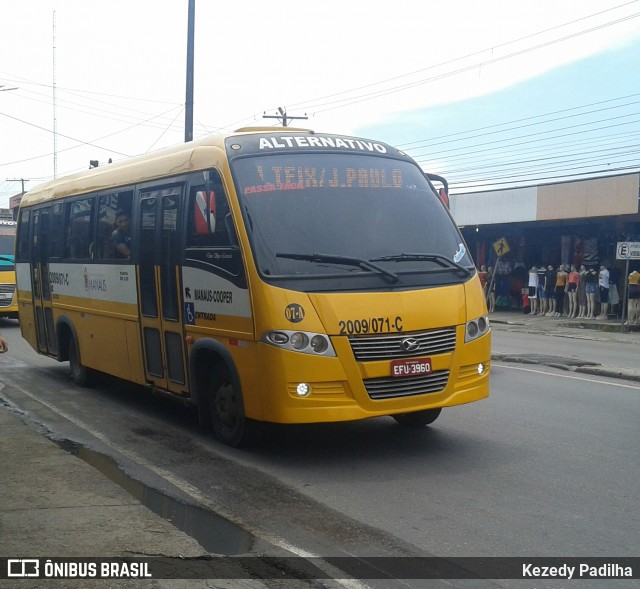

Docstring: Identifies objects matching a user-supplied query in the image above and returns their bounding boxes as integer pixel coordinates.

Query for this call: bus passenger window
[188,185,233,248]
[16,210,30,262]
[49,203,65,259]
[112,210,132,259]
[95,191,133,260]
[67,199,94,260]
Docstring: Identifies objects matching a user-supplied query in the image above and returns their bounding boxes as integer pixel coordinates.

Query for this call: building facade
[451,172,640,312]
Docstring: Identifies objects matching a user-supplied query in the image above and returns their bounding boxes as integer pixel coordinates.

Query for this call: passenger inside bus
[111,210,132,258]
[90,221,115,259]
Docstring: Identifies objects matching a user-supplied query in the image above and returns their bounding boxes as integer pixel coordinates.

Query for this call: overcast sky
[1,0,640,206]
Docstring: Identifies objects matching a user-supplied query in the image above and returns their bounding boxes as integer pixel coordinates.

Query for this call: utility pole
[6,178,29,195]
[185,0,195,142]
[6,178,29,217]
[263,106,308,127]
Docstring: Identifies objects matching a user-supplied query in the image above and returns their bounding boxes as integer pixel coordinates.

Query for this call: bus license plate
[391,357,432,377]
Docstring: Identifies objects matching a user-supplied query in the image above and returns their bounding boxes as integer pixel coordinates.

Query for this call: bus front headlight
[465,315,490,343]
[290,332,309,350]
[261,330,336,357]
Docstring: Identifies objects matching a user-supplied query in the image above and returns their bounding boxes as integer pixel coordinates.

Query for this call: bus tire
[68,337,94,387]
[208,364,259,447]
[392,408,441,428]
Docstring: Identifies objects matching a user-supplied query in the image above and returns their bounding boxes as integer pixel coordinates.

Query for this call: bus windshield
[0,223,16,267]
[233,153,472,290]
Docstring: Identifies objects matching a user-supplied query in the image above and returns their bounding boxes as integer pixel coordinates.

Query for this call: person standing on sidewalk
[0,336,7,353]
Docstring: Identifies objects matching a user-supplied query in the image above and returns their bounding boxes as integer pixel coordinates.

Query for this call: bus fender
[188,338,243,412]
[55,315,78,362]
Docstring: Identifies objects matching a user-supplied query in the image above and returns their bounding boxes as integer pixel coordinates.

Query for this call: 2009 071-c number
[338,316,403,335]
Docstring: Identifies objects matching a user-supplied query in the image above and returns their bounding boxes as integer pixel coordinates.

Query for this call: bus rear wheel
[208,365,259,447]
[392,408,441,428]
[68,337,94,387]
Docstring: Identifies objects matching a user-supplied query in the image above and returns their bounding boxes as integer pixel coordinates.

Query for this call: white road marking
[493,362,640,390]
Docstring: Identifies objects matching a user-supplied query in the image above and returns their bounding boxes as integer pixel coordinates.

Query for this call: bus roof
[20,127,312,207]
[20,127,406,208]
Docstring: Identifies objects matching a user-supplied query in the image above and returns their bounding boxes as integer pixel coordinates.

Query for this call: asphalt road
[1,318,639,589]
[491,327,640,372]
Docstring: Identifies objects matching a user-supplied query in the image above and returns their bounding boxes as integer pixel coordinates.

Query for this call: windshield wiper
[276,252,399,283]
[370,253,471,276]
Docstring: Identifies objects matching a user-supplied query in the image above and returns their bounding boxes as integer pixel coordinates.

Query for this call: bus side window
[188,179,234,248]
[194,190,216,235]
[67,198,95,260]
[16,210,30,262]
[95,191,133,260]
[49,203,65,259]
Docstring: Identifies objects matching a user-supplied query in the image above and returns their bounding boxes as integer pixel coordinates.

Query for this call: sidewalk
[489,308,640,382]
[0,403,264,589]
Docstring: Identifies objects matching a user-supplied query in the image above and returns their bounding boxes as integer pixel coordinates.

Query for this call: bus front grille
[364,370,450,400]
[0,284,15,308]
[348,328,456,361]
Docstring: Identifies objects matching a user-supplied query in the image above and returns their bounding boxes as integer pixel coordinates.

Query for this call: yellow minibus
[16,128,490,446]
[0,219,18,319]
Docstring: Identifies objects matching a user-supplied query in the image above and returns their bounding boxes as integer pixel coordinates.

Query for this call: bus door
[30,207,57,355]
[136,187,188,394]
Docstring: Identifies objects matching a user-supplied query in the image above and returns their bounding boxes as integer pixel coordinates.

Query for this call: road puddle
[56,439,254,555]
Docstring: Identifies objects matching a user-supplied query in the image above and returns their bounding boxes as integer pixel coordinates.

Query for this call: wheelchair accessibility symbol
[184,302,195,325]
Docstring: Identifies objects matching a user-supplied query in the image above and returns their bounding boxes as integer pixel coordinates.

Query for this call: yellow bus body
[16,129,490,445]
[0,219,18,318]
[0,268,18,318]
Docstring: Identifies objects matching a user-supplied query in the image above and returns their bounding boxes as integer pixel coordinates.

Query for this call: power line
[290,10,640,114]
[398,94,640,150]
[287,1,640,113]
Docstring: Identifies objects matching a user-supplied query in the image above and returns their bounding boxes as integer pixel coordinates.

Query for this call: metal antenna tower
[53,11,58,178]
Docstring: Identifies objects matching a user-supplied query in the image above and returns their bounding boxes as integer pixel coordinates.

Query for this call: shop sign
[616,242,640,260]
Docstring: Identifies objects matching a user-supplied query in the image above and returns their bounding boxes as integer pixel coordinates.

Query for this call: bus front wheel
[68,337,94,387]
[392,408,441,428]
[208,365,258,447]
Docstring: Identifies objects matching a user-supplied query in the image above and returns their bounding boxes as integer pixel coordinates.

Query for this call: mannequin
[528,265,539,315]
[608,266,620,316]
[596,264,610,320]
[537,264,548,316]
[627,269,640,325]
[585,266,598,319]
[487,266,496,312]
[554,264,568,317]
[567,265,579,318]
[577,265,587,319]
[545,264,557,316]
[478,265,488,299]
